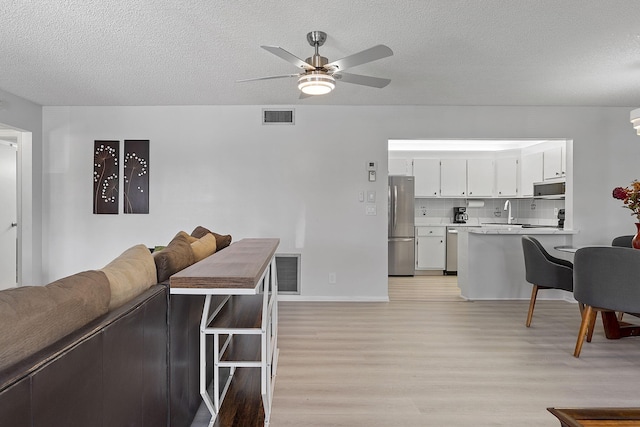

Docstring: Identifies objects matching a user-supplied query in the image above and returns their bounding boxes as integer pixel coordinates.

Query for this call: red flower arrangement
[612,180,640,221]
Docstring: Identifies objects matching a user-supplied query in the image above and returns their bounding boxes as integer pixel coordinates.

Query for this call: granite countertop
[466,226,578,235]
[413,218,577,234]
[414,218,481,227]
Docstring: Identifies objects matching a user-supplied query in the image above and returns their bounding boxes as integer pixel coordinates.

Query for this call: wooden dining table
[553,245,640,340]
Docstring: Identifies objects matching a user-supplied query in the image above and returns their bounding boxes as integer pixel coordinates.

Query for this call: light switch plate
[367,191,376,202]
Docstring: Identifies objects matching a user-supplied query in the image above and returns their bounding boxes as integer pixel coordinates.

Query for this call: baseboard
[278,295,390,302]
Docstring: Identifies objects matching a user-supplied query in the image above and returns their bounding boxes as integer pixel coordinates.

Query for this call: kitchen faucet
[504,200,513,224]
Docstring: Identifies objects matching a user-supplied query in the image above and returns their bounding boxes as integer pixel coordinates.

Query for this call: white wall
[0,89,43,285]
[42,105,639,299]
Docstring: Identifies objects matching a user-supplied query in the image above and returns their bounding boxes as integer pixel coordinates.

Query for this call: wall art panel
[93,140,119,214]
[123,139,149,214]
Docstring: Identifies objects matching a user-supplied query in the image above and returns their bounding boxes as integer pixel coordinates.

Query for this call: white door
[0,142,17,289]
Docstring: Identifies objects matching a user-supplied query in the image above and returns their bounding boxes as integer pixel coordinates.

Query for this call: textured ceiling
[1,0,640,107]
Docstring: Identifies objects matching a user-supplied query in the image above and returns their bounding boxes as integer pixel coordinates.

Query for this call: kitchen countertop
[415,218,481,227]
[465,226,577,235]
[414,218,576,233]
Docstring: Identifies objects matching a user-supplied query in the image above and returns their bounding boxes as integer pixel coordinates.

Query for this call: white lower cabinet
[415,226,446,270]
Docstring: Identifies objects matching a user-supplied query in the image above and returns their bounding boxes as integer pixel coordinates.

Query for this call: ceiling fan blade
[236,74,299,83]
[334,72,391,88]
[261,45,316,71]
[324,45,393,71]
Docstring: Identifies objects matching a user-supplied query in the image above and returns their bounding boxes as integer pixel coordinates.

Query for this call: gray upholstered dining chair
[611,235,633,248]
[521,236,575,327]
[573,246,640,357]
[611,235,633,321]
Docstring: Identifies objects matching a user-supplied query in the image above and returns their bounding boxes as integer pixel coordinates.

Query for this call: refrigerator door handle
[388,185,392,229]
[393,185,398,231]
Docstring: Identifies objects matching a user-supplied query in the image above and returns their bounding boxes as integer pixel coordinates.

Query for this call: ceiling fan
[237,31,393,96]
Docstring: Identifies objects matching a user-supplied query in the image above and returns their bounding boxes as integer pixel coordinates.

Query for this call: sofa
[0,226,231,427]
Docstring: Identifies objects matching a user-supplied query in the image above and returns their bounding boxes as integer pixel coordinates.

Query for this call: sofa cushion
[153,231,195,283]
[0,270,111,371]
[191,226,232,251]
[190,233,217,262]
[101,244,158,310]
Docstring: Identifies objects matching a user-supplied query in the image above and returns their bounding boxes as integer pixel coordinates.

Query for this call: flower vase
[633,223,640,250]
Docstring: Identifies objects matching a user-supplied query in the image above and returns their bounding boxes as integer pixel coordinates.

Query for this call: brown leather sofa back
[0,285,168,427]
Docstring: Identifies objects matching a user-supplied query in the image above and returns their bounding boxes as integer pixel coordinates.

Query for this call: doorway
[0,135,18,289]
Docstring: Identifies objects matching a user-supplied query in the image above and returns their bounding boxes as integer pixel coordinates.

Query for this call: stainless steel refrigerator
[388,175,415,276]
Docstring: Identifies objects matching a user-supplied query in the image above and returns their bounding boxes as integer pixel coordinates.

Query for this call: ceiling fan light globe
[298,74,335,95]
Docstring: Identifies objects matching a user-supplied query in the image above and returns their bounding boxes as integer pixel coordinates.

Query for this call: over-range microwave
[533,180,565,199]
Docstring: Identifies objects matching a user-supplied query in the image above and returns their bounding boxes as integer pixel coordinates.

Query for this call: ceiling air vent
[263,109,294,125]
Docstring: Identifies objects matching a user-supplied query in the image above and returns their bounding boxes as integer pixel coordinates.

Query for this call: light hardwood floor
[194,275,640,427]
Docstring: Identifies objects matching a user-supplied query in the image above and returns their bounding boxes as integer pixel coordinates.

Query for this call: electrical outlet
[553,207,559,216]
[328,273,336,284]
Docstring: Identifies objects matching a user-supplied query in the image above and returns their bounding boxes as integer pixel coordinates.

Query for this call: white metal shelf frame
[198,256,279,426]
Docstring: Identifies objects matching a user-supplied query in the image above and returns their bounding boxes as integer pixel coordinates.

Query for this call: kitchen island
[457,226,578,300]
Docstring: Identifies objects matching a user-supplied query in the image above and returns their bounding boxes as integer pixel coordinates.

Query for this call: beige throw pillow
[191,233,217,262]
[190,226,232,251]
[101,244,158,310]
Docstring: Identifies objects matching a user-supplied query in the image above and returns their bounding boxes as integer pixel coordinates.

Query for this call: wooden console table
[170,238,280,426]
[548,407,640,426]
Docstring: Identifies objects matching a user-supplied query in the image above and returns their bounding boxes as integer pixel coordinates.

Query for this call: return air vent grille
[263,109,294,125]
[275,254,300,294]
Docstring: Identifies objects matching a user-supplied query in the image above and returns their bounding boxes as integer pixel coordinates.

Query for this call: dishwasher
[445,227,458,275]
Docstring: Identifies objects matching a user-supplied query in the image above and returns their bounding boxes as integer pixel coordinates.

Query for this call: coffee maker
[557,208,565,229]
[453,207,468,223]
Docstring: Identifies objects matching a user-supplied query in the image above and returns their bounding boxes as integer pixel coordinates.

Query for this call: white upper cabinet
[388,158,413,176]
[495,157,518,197]
[440,159,467,197]
[413,159,440,197]
[467,159,494,197]
[520,152,543,197]
[543,146,565,180]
